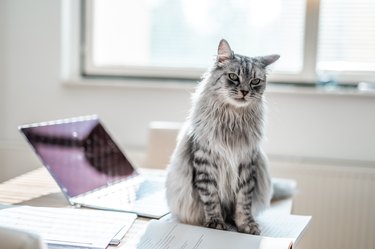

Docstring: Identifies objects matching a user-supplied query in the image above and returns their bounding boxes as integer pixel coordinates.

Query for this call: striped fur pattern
[166,39,280,234]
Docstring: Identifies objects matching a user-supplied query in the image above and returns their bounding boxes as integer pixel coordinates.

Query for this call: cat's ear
[259,54,280,67]
[217,39,234,63]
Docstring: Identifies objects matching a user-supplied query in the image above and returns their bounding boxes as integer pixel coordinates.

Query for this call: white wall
[1,0,375,182]
[264,91,375,162]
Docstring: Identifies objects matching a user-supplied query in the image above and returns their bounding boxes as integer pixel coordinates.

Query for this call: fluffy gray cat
[166,39,280,235]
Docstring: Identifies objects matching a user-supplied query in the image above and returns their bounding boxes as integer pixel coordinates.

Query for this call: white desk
[0,167,293,248]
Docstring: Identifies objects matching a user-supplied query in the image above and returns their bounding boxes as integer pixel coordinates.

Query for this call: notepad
[0,206,137,249]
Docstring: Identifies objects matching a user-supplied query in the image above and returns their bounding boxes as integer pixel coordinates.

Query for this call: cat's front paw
[237,222,261,235]
[204,219,228,230]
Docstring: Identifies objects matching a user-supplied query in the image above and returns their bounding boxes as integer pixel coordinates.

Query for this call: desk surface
[0,167,293,248]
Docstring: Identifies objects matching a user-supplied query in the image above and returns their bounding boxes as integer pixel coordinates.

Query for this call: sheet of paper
[0,206,137,249]
[257,213,311,241]
[136,220,292,249]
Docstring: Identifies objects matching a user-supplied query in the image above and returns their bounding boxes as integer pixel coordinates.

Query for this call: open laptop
[19,115,169,218]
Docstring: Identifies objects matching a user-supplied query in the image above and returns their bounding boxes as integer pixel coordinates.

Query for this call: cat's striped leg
[234,162,261,235]
[192,149,227,230]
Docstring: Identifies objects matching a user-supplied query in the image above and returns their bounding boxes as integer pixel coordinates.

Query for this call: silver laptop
[19,115,169,218]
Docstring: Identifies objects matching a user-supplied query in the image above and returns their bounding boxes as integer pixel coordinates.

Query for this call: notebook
[19,115,169,218]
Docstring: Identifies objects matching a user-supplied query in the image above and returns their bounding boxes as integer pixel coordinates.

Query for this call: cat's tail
[271,178,297,201]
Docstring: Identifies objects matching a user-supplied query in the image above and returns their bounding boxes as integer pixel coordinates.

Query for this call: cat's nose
[240,90,249,96]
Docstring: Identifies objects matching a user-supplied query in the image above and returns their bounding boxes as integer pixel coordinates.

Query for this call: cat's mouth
[225,95,251,107]
[230,97,251,107]
[235,97,247,102]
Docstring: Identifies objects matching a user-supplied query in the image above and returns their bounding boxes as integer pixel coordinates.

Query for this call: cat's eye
[251,78,261,85]
[228,73,239,81]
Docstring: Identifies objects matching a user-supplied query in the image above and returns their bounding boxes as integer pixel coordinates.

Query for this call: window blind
[317,0,375,72]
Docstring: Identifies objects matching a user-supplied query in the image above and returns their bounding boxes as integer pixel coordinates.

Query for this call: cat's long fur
[166,39,280,234]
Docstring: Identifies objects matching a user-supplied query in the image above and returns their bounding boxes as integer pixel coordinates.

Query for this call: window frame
[80,0,375,85]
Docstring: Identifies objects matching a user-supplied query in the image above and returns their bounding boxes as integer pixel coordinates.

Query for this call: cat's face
[218,56,267,107]
[211,40,279,108]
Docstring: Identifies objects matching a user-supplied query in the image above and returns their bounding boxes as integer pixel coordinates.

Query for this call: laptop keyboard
[92,177,165,205]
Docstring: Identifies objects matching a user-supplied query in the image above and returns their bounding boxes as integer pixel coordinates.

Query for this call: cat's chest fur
[192,100,264,156]
[191,102,264,202]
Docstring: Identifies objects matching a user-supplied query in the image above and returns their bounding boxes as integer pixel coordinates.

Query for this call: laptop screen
[19,116,137,198]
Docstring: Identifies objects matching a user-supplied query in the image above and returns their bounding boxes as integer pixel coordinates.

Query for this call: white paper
[160,213,311,242]
[0,206,137,249]
[136,220,293,249]
[257,213,312,241]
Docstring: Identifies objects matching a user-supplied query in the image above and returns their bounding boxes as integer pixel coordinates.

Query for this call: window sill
[63,77,375,97]
[63,77,197,91]
[267,83,375,97]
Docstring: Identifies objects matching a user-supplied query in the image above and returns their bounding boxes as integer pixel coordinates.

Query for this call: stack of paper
[0,206,137,249]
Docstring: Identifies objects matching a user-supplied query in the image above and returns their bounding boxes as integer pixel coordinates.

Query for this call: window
[82,0,375,84]
[317,0,375,82]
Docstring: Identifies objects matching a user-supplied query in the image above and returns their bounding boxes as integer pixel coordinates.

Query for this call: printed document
[137,220,293,249]
[0,206,137,249]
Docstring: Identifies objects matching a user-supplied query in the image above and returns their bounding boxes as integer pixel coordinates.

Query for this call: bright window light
[90,0,305,73]
[83,0,375,83]
[317,0,375,72]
